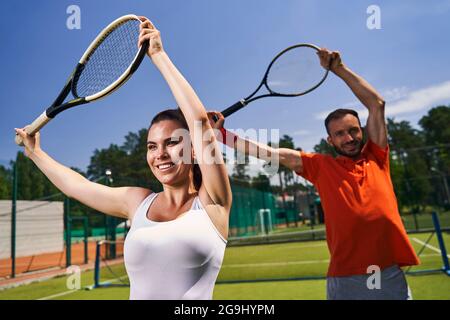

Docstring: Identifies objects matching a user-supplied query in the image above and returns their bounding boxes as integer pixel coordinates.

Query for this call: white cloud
[315,100,363,120]
[314,81,450,122]
[292,129,310,136]
[385,81,450,117]
[315,110,330,120]
[383,86,409,101]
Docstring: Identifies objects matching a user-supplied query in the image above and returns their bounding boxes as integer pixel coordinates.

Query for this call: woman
[15,16,231,300]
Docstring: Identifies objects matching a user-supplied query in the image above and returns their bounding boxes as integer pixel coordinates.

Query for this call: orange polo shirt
[297,140,419,277]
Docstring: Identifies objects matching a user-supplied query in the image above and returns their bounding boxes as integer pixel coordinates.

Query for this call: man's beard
[333,140,363,158]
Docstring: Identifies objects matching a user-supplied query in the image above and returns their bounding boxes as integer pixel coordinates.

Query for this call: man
[208,48,419,300]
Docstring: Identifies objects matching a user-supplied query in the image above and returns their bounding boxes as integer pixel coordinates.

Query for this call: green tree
[269,135,299,226]
[278,135,295,188]
[87,130,162,191]
[231,149,251,187]
[0,164,12,199]
[313,138,337,157]
[419,105,450,147]
[14,152,61,200]
[387,118,432,212]
[251,172,271,192]
[87,144,128,181]
[419,105,450,207]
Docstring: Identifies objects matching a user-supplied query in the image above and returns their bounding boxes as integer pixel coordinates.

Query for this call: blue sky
[1,0,450,171]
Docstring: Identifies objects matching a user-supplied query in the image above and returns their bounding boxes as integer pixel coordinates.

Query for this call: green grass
[401,211,450,231]
[218,240,329,282]
[0,232,449,300]
[2,273,448,300]
[407,232,450,273]
[214,274,450,300]
[219,231,450,282]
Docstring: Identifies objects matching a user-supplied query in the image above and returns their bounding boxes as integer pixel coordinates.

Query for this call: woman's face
[147,120,193,187]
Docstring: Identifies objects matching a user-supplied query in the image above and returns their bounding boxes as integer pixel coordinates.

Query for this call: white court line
[420,253,442,257]
[222,259,330,268]
[37,290,77,300]
[37,276,128,300]
[223,252,445,269]
[412,237,450,258]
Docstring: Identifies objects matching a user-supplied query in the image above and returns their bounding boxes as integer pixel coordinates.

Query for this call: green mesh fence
[229,184,301,237]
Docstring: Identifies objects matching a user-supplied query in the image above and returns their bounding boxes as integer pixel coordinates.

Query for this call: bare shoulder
[123,187,152,220]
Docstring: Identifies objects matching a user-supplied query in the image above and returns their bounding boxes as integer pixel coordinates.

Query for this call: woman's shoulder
[124,186,153,199]
[124,187,153,220]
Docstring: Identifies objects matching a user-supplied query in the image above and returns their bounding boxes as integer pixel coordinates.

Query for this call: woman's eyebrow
[147,136,182,145]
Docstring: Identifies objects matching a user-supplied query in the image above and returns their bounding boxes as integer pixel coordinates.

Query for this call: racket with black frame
[213,43,329,121]
[15,14,149,145]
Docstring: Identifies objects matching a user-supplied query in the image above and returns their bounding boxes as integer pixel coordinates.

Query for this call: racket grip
[221,100,246,118]
[15,111,51,146]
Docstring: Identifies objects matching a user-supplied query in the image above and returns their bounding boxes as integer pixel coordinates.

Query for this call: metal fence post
[11,160,17,278]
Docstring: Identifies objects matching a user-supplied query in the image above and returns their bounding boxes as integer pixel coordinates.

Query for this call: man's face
[327,114,364,158]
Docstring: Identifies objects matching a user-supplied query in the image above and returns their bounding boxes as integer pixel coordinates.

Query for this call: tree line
[0,105,448,226]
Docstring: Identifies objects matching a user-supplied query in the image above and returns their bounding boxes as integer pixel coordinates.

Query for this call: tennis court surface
[1,231,449,300]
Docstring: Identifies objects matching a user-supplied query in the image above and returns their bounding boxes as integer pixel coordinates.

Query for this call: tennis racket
[15,14,149,146]
[214,43,329,120]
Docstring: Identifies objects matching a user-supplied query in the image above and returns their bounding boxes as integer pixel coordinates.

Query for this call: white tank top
[124,192,227,300]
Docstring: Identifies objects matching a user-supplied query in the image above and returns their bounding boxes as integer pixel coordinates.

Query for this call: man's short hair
[324,109,361,135]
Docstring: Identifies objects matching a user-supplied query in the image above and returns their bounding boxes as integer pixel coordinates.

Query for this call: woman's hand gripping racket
[15,14,149,146]
[213,44,330,121]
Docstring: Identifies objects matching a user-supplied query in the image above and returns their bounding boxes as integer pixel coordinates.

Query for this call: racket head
[15,15,148,146]
[71,14,148,101]
[264,43,329,97]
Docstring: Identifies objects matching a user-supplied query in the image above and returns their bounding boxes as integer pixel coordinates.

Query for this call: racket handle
[15,111,51,146]
[220,100,246,118]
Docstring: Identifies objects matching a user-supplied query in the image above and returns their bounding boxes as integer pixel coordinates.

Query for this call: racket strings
[266,46,326,95]
[73,19,142,98]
